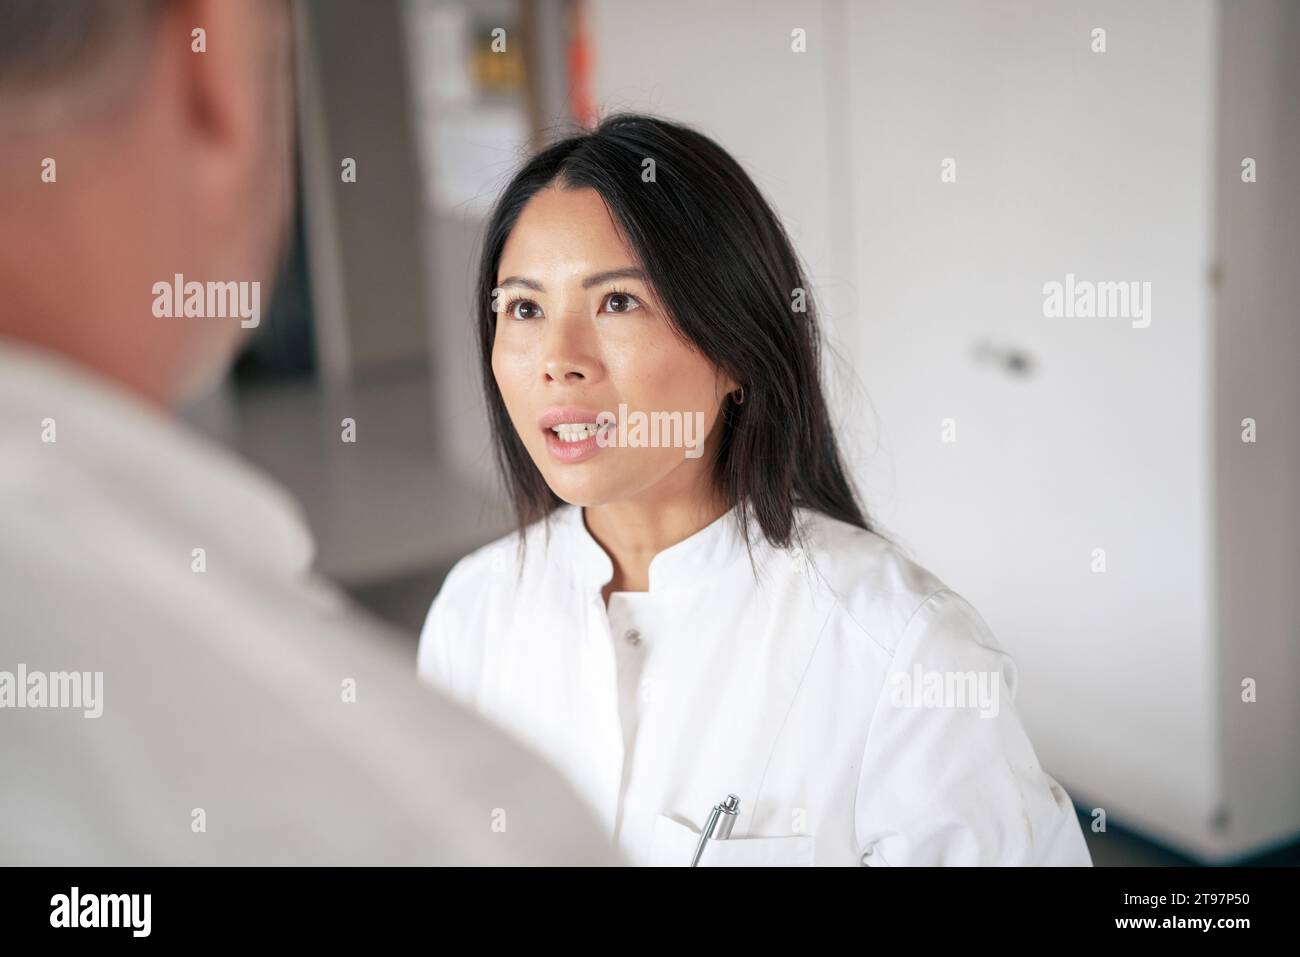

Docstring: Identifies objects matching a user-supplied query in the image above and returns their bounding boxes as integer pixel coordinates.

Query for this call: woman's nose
[541,320,601,384]
[543,360,590,383]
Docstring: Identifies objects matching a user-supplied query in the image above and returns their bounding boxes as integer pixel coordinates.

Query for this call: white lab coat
[0,340,615,866]
[419,501,1094,866]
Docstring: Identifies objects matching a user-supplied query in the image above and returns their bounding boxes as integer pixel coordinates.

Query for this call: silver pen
[689,794,740,866]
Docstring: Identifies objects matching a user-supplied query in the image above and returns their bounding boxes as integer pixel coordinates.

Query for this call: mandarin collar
[556,503,750,594]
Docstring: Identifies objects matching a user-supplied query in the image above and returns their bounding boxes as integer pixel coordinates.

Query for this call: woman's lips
[539,406,609,464]
[543,426,603,463]
[538,406,601,430]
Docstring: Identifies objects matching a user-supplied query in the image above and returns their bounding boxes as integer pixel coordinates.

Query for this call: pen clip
[688,794,741,867]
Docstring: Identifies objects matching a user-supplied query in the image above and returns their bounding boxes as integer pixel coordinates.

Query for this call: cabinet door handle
[972,339,1034,377]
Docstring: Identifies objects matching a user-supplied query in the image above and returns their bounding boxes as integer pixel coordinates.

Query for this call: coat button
[623,629,642,646]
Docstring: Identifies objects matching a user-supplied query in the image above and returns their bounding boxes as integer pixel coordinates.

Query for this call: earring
[732,386,745,405]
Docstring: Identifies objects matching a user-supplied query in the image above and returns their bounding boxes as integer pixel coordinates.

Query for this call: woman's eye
[602,292,641,314]
[507,299,543,320]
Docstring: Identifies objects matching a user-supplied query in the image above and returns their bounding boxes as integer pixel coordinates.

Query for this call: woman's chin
[540,468,642,510]
[546,483,622,509]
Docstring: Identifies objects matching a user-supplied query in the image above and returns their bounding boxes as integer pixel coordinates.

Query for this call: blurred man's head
[0,0,294,405]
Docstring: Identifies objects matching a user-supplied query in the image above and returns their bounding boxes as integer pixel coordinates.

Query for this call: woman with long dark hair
[419,114,1091,867]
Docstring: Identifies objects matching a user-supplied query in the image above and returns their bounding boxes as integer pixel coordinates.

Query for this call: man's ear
[158,0,294,281]
[164,0,266,197]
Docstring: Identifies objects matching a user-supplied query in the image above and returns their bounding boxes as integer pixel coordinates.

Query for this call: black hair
[476,112,870,549]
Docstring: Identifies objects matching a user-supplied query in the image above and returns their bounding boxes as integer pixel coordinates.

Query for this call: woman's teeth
[551,423,604,442]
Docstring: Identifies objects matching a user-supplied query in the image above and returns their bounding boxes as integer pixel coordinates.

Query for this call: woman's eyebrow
[497,276,545,292]
[496,267,646,293]
[582,267,646,289]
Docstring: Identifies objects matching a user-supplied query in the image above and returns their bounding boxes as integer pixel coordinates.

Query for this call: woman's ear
[715,370,740,402]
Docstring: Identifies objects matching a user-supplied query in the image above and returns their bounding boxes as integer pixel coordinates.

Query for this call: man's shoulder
[0,539,611,864]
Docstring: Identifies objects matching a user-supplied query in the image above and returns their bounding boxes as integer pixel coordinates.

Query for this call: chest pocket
[647,813,815,867]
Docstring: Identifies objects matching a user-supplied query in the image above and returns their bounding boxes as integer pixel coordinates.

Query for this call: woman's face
[492,185,735,508]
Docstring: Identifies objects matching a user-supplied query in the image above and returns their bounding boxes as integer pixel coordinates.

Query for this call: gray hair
[0,0,160,95]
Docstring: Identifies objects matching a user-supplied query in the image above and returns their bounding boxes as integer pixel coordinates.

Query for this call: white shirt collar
[554,502,755,593]
[0,338,315,579]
